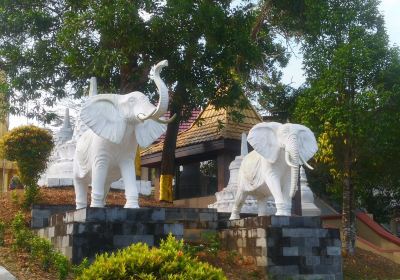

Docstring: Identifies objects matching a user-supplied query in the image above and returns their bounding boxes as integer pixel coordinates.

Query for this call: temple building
[140,102,262,207]
[0,115,18,192]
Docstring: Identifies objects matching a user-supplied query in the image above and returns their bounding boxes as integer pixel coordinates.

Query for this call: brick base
[220,216,343,280]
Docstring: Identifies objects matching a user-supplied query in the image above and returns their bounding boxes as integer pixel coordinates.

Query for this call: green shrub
[10,189,19,206]
[11,211,33,249]
[201,231,220,256]
[10,212,71,280]
[22,185,40,210]
[0,125,54,186]
[0,220,5,246]
[78,234,226,280]
[0,125,54,208]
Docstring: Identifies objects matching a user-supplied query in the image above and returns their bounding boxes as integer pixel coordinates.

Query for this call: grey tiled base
[220,216,343,280]
[34,207,219,264]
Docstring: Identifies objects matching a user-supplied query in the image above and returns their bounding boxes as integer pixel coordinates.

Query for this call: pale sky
[9,0,400,128]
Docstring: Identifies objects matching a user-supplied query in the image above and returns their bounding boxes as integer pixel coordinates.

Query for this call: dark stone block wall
[32,207,343,279]
[34,207,219,264]
[219,216,343,280]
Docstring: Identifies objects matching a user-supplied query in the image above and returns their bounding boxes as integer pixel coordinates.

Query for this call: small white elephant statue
[73,60,174,209]
[230,122,318,219]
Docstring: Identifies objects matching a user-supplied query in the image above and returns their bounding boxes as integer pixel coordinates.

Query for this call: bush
[0,125,54,187]
[10,212,71,280]
[0,125,54,208]
[78,234,226,280]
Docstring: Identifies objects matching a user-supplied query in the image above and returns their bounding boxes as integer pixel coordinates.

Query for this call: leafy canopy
[0,0,290,122]
[294,0,400,222]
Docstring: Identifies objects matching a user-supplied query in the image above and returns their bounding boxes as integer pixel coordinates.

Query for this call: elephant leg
[230,189,248,220]
[90,156,110,208]
[265,175,291,216]
[119,159,139,208]
[102,178,114,206]
[74,176,89,209]
[257,195,270,216]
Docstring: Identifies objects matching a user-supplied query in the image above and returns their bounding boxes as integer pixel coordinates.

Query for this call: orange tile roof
[141,102,262,156]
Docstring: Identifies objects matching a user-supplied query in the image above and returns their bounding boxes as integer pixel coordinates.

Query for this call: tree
[0,0,292,201]
[294,0,400,255]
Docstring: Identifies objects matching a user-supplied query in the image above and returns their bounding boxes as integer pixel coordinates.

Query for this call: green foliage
[11,211,33,250]
[0,0,291,122]
[72,258,90,278]
[0,219,5,246]
[22,185,40,210]
[200,231,221,256]
[1,125,54,187]
[10,212,71,280]
[293,0,400,250]
[78,234,226,280]
[10,190,20,206]
[1,125,53,208]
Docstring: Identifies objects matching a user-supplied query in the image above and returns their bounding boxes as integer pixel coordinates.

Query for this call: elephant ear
[247,122,282,163]
[80,94,127,144]
[292,124,318,162]
[135,119,167,148]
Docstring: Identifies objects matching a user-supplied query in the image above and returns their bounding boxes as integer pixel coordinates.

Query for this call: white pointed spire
[241,132,248,156]
[62,108,71,129]
[89,77,98,96]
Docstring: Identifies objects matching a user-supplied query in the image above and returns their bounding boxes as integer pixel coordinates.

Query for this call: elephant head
[247,122,318,198]
[80,60,174,147]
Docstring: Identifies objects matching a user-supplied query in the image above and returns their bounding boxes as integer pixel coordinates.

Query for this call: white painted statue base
[110,179,152,196]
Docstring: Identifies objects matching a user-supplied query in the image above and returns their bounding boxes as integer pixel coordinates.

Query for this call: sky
[9,0,400,129]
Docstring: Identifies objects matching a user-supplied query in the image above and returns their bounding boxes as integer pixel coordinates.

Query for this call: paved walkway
[0,266,16,280]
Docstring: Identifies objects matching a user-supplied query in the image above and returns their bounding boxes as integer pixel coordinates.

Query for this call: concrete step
[0,266,16,280]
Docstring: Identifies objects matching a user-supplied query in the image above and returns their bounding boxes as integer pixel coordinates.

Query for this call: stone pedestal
[220,216,342,279]
[34,207,220,264]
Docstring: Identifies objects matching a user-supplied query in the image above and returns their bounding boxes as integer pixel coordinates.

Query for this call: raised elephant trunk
[137,60,176,123]
[286,134,300,198]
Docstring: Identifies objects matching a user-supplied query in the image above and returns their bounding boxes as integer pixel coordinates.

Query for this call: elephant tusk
[137,108,157,121]
[155,113,177,124]
[300,154,314,170]
[285,151,297,168]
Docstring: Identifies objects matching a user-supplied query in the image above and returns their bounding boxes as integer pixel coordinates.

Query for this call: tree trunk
[159,90,183,202]
[342,141,356,256]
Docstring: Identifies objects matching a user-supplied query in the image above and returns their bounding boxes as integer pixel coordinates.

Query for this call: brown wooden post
[217,152,234,192]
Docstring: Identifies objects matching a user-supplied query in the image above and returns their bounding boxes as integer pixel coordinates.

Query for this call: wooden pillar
[153,167,161,200]
[217,152,234,192]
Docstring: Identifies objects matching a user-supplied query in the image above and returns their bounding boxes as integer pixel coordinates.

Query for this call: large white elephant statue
[230,122,318,219]
[73,60,174,209]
